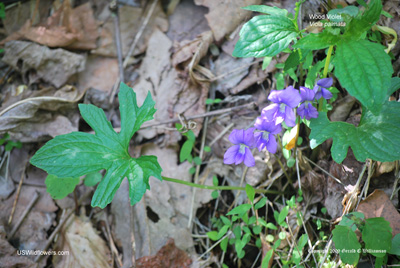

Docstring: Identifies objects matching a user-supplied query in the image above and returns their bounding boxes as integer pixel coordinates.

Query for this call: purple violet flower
[298,87,318,120]
[224,128,256,167]
[254,117,282,153]
[261,86,301,127]
[313,78,333,100]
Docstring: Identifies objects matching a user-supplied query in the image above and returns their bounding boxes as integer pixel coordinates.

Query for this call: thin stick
[34,209,75,263]
[111,102,257,133]
[9,162,27,225]
[8,191,40,239]
[162,176,282,194]
[303,155,344,186]
[109,0,159,103]
[112,3,125,83]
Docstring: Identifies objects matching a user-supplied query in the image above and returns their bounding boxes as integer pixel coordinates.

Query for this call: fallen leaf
[0,232,35,268]
[0,85,85,142]
[194,0,262,42]
[136,239,192,268]
[0,2,99,50]
[92,2,168,57]
[357,189,400,236]
[53,214,112,268]
[2,41,86,88]
[78,56,119,93]
[166,0,210,42]
[0,151,15,199]
[329,95,356,122]
[213,52,253,96]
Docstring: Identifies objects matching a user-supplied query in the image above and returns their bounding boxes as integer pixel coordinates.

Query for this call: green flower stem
[323,45,334,78]
[319,45,334,110]
[162,176,283,194]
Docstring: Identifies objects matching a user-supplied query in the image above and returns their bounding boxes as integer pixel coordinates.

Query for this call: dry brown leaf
[0,233,36,268]
[0,3,99,50]
[53,215,111,268]
[194,0,261,42]
[93,2,168,57]
[78,56,119,94]
[0,85,85,142]
[172,31,213,73]
[136,239,192,268]
[357,189,400,236]
[2,41,86,88]
[261,236,274,268]
[373,161,396,177]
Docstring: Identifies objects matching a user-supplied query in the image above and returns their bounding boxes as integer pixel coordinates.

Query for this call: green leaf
[284,50,300,71]
[388,77,400,96]
[180,140,194,163]
[278,206,289,224]
[262,56,273,70]
[30,132,124,177]
[305,60,325,88]
[253,225,262,235]
[45,175,80,199]
[84,172,103,187]
[31,83,162,208]
[211,190,219,199]
[119,83,156,148]
[362,217,392,257]
[344,0,382,40]
[220,237,229,252]
[339,212,365,232]
[207,231,219,241]
[294,31,340,50]
[389,233,400,256]
[332,225,361,266]
[125,156,162,206]
[227,204,252,216]
[245,184,255,203]
[221,215,231,226]
[328,6,359,22]
[255,197,267,210]
[335,39,392,113]
[242,5,288,16]
[193,156,202,165]
[309,101,400,163]
[261,249,273,268]
[204,146,211,152]
[233,15,298,58]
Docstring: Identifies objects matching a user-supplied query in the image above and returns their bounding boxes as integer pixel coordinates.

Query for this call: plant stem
[319,45,334,110]
[162,176,283,194]
[322,45,334,79]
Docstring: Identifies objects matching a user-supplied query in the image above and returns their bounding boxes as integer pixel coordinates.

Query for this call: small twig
[111,102,256,133]
[103,215,123,267]
[9,161,28,225]
[303,155,344,186]
[109,0,159,103]
[390,161,400,200]
[8,191,40,239]
[111,1,125,83]
[196,232,231,261]
[209,123,234,147]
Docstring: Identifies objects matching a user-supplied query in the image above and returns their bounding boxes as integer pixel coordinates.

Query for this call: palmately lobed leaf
[31,83,162,208]
[310,100,400,163]
[233,15,298,58]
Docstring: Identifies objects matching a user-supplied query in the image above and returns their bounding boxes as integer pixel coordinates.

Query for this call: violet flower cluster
[223,78,333,167]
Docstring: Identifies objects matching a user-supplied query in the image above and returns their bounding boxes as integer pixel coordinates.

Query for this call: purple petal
[243,128,256,147]
[266,134,278,154]
[321,88,333,100]
[261,104,279,121]
[306,103,319,119]
[267,90,281,103]
[284,106,296,127]
[279,86,302,108]
[254,117,282,134]
[297,103,306,119]
[243,147,255,167]
[313,85,322,100]
[317,78,333,88]
[223,145,240,164]
[228,129,242,145]
[234,148,245,165]
[299,86,315,102]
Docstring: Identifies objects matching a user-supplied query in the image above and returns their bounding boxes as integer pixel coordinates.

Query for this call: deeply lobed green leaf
[309,99,400,163]
[30,83,162,208]
[233,15,298,58]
